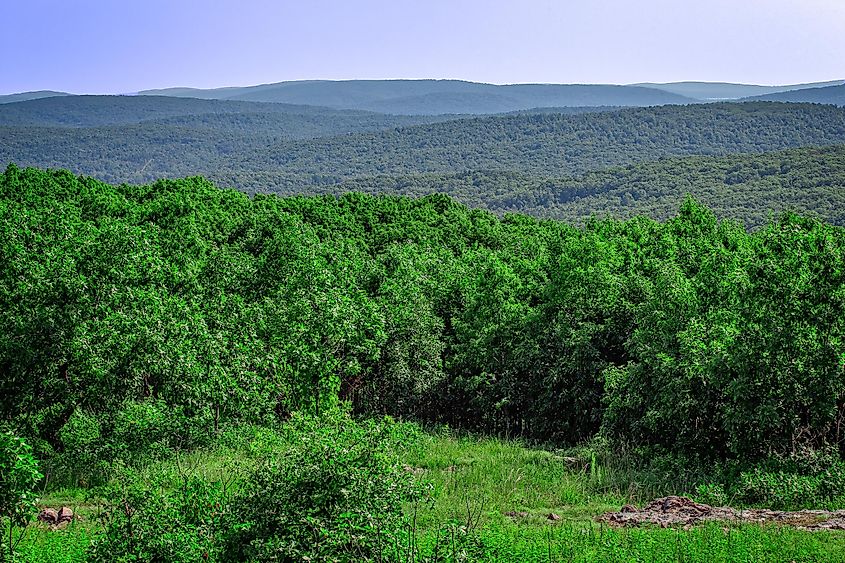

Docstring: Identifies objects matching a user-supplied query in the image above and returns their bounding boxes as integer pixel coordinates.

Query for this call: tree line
[1,165,843,467]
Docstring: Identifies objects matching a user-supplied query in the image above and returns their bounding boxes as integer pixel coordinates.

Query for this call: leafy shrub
[88,473,233,563]
[694,483,729,506]
[49,401,215,487]
[224,411,424,562]
[687,448,845,510]
[86,413,423,562]
[0,432,42,560]
[727,450,845,510]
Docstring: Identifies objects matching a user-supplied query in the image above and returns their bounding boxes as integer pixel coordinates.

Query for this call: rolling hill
[4,101,845,190]
[742,84,845,105]
[226,102,845,190]
[0,90,72,104]
[0,94,472,183]
[0,94,456,128]
[320,145,845,227]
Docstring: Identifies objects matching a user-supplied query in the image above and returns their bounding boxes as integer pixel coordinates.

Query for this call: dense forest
[325,145,845,228]
[0,94,457,128]
[235,102,845,182]
[3,164,843,459]
[4,98,845,204]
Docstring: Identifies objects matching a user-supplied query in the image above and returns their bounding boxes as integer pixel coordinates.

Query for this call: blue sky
[2,0,843,94]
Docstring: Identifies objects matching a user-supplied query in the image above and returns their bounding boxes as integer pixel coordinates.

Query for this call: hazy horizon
[3,0,844,96]
[8,77,845,98]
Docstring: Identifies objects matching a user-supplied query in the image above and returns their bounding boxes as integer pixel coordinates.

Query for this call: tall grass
[13,424,845,562]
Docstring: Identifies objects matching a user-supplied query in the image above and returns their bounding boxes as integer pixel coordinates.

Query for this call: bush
[727,449,845,510]
[49,401,216,487]
[0,432,42,560]
[224,411,424,562]
[88,473,233,563]
[86,413,423,562]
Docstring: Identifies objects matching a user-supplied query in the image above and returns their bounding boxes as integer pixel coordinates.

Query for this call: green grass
[12,425,845,562]
[402,430,625,529]
[410,522,845,562]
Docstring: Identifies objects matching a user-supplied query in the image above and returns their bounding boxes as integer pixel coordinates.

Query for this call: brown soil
[598,496,845,530]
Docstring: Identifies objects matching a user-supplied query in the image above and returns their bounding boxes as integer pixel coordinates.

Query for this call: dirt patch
[598,496,845,530]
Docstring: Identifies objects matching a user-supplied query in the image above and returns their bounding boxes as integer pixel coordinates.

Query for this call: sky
[2,0,844,95]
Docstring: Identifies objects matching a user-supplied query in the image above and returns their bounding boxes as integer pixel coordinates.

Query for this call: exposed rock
[504,510,529,519]
[37,507,75,529]
[57,506,74,524]
[598,496,845,530]
[38,508,58,525]
[547,512,561,521]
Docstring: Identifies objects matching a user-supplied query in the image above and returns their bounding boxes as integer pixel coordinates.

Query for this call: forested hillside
[4,100,845,197]
[326,145,845,228]
[226,102,845,187]
[0,95,465,183]
[0,94,457,128]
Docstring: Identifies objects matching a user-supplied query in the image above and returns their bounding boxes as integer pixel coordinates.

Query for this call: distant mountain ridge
[0,94,394,127]
[5,79,842,116]
[0,90,72,104]
[140,79,696,115]
[635,80,844,101]
[741,84,845,105]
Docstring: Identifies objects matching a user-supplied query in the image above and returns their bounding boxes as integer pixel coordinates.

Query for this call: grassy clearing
[13,426,845,562]
[403,430,625,528]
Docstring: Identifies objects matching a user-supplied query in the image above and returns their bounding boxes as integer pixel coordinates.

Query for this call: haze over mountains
[743,84,845,106]
[138,78,845,115]
[4,77,842,114]
[634,80,845,101]
[0,90,72,104]
[140,80,693,115]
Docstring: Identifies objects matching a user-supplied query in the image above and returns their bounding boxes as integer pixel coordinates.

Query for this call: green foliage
[86,413,422,562]
[2,165,844,475]
[15,424,845,562]
[50,402,215,487]
[5,96,845,229]
[695,448,845,510]
[88,473,232,563]
[0,432,42,561]
[0,433,41,527]
[226,411,422,562]
[331,145,845,228]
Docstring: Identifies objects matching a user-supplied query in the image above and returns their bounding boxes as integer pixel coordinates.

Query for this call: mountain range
[4,78,842,115]
[1,78,844,227]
